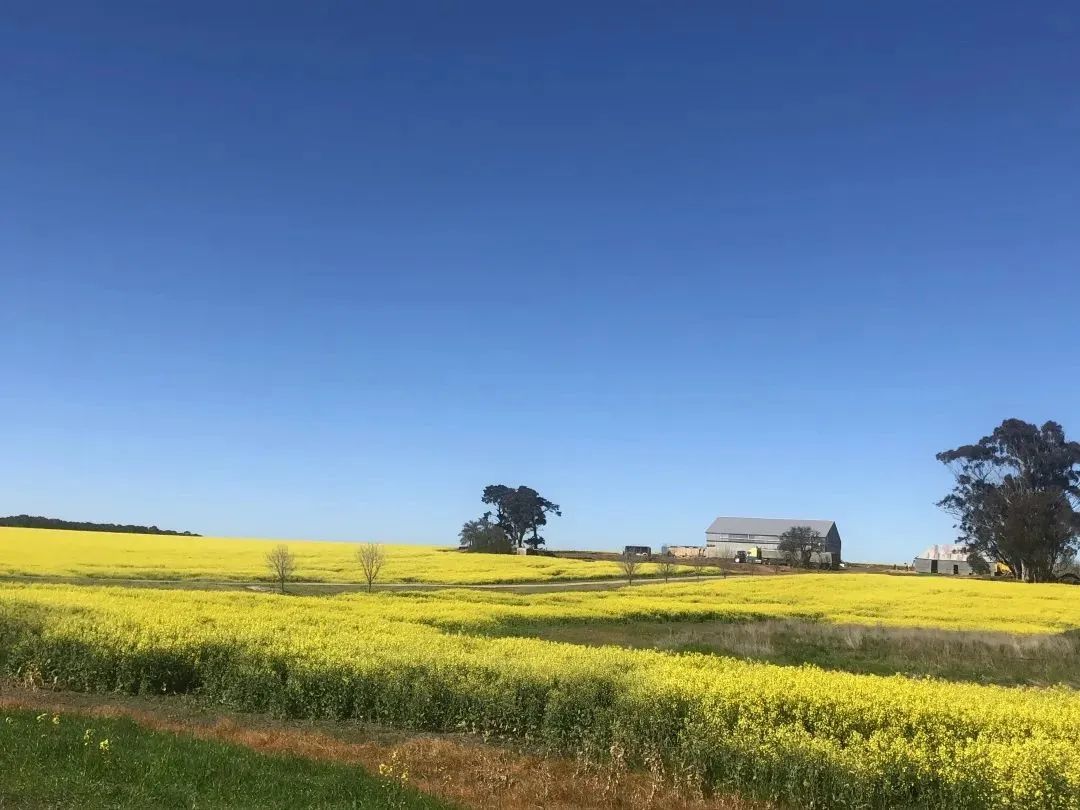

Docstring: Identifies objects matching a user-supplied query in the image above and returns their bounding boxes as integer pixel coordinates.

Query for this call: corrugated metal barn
[704,516,842,567]
[913,543,976,575]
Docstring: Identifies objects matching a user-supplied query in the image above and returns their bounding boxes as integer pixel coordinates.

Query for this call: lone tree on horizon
[479,484,561,551]
[357,542,387,592]
[266,544,296,594]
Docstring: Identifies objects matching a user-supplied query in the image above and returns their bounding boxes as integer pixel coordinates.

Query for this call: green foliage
[0,709,445,809]
[0,515,198,536]
[967,553,992,576]
[778,525,824,568]
[937,419,1080,582]
[458,516,512,554]
[1056,552,1080,581]
[480,485,561,550]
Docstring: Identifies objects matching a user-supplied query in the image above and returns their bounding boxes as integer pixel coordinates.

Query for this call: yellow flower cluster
[1,580,1078,807]
[378,751,409,786]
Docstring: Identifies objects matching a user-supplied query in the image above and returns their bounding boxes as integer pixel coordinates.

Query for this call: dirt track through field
[0,686,762,810]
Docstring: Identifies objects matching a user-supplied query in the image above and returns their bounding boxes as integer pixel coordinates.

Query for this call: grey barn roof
[706,517,837,537]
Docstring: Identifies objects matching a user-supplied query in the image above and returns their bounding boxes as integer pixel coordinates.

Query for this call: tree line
[0,515,200,536]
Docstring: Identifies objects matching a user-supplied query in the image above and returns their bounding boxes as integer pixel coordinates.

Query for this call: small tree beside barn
[778,526,825,568]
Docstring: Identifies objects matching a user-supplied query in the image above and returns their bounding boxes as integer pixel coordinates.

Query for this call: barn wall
[912,557,974,575]
[825,525,842,564]
[706,535,840,568]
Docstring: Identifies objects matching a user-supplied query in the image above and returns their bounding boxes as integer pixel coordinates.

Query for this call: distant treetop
[0,515,200,536]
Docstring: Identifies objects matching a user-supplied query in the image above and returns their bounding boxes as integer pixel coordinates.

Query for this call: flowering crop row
[1,582,1078,807]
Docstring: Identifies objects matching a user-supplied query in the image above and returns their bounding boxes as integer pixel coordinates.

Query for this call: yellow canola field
[1,581,1078,809]
[1,523,1077,632]
[280,573,1078,636]
[0,527,680,584]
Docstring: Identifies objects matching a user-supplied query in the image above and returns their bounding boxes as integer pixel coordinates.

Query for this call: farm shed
[704,516,842,567]
[661,545,704,558]
[913,544,978,575]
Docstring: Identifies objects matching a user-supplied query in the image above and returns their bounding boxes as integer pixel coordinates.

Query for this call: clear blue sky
[4,2,1078,561]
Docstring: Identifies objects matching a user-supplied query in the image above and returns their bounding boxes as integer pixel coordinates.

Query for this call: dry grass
[0,686,764,810]
[530,618,1080,687]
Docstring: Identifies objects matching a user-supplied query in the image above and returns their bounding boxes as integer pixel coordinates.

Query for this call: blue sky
[3,2,1079,561]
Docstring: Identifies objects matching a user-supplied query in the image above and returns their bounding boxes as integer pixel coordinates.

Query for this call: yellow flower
[3,572,1080,806]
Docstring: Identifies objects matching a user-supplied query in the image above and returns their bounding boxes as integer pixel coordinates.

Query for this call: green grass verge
[0,708,450,809]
